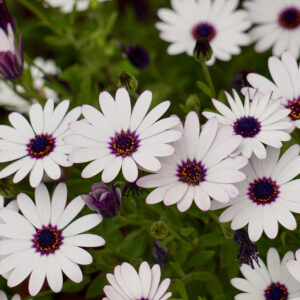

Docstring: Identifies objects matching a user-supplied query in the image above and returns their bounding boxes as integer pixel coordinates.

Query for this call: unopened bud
[193,38,213,63]
[81,182,122,218]
[151,221,168,239]
[119,72,138,93]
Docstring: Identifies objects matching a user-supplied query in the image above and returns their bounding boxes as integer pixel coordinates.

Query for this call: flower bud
[193,38,213,63]
[152,240,168,266]
[81,182,122,218]
[119,71,138,93]
[119,43,151,69]
[0,24,23,80]
[234,229,260,269]
[151,221,168,239]
[0,0,15,32]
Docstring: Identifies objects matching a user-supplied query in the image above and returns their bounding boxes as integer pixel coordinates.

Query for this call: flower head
[0,99,81,187]
[203,89,292,159]
[137,111,247,212]
[156,0,251,65]
[244,0,300,58]
[0,24,23,80]
[66,87,182,183]
[232,247,300,300]
[244,51,300,129]
[103,261,172,299]
[218,145,300,242]
[81,182,122,218]
[0,183,105,296]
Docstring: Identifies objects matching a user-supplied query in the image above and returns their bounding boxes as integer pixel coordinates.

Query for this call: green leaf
[199,233,225,247]
[197,81,212,98]
[175,279,189,300]
[85,274,107,298]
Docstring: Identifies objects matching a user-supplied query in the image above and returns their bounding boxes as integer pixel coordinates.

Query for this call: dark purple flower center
[27,134,56,159]
[192,23,216,41]
[279,7,300,29]
[285,97,300,121]
[177,159,206,186]
[264,282,288,300]
[110,130,139,157]
[248,177,280,205]
[32,225,63,255]
[233,116,261,138]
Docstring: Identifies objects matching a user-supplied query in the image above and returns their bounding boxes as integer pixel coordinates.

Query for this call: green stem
[200,60,216,99]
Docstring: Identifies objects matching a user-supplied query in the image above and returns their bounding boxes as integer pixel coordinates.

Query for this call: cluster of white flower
[0,0,300,299]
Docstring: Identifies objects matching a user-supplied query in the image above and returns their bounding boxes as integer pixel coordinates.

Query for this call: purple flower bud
[0,25,23,80]
[234,229,260,269]
[152,240,168,266]
[0,0,16,32]
[81,183,122,218]
[119,44,151,69]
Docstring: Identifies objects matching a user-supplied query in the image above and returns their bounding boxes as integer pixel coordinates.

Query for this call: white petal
[29,103,44,134]
[60,244,93,265]
[64,234,105,247]
[9,112,34,139]
[51,182,67,225]
[45,255,63,293]
[132,152,161,172]
[194,186,211,211]
[29,256,46,296]
[81,155,115,178]
[29,160,44,188]
[164,183,188,206]
[35,183,51,225]
[115,88,131,130]
[102,156,122,183]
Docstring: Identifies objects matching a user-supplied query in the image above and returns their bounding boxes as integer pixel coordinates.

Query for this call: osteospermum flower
[66,88,182,183]
[244,51,300,129]
[0,99,81,187]
[156,0,251,65]
[137,111,247,212]
[244,0,300,58]
[218,145,300,242]
[44,0,108,13]
[232,247,300,300]
[103,261,172,300]
[0,183,105,296]
[203,89,292,159]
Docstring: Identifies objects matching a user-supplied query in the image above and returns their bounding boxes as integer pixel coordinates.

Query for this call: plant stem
[200,60,216,99]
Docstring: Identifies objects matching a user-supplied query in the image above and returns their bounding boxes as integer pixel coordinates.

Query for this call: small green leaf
[197,81,212,98]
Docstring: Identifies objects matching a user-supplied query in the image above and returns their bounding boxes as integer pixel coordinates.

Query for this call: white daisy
[0,98,81,187]
[156,0,251,65]
[0,291,24,300]
[244,51,300,129]
[44,0,108,13]
[66,87,182,183]
[231,247,300,300]
[202,89,292,159]
[244,0,300,58]
[137,111,247,212]
[0,183,105,296]
[0,81,29,113]
[287,250,300,286]
[103,261,172,300]
[218,145,300,242]
[30,57,61,101]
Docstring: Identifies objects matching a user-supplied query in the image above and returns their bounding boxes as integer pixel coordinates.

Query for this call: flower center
[248,177,280,205]
[27,134,56,159]
[32,225,63,255]
[279,7,300,29]
[177,159,206,186]
[264,282,288,300]
[285,97,300,121]
[233,116,261,138]
[110,130,139,157]
[192,23,216,41]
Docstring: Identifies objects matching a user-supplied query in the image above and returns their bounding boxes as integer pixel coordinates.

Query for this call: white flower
[30,57,61,101]
[0,183,105,296]
[244,51,300,129]
[218,145,300,242]
[103,261,172,300]
[0,99,81,187]
[203,89,292,159]
[231,247,300,300]
[244,0,300,58]
[44,0,108,13]
[66,88,182,183]
[0,82,29,113]
[137,111,247,212]
[287,250,300,286]
[0,291,25,300]
[156,0,251,65]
